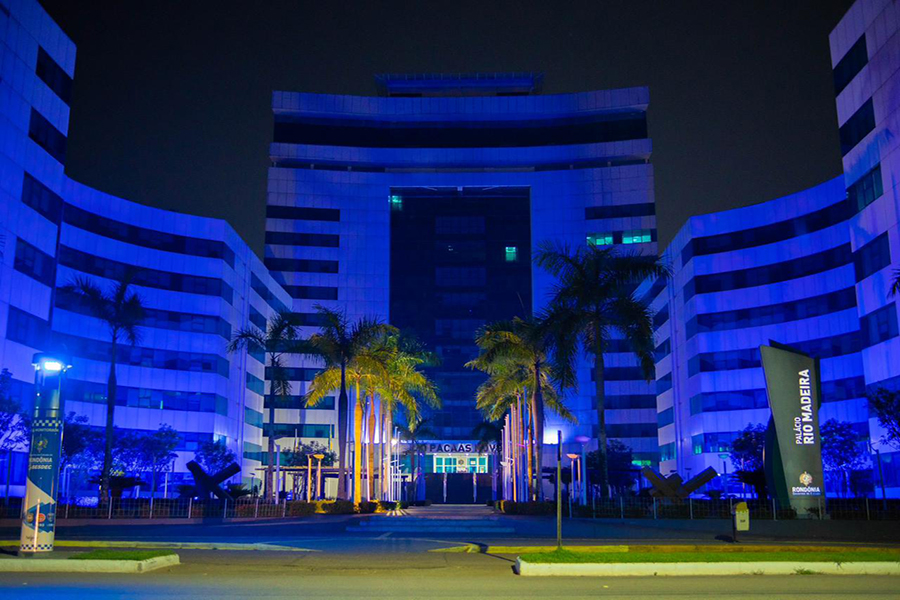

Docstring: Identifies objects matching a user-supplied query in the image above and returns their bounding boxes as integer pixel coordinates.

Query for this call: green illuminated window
[587,233,614,247]
[622,229,652,244]
[389,195,403,211]
[505,246,518,262]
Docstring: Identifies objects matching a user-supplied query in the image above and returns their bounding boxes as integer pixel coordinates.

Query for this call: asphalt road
[1,550,898,600]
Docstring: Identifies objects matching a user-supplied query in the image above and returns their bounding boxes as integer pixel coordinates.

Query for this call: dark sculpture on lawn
[642,466,718,502]
[185,460,241,500]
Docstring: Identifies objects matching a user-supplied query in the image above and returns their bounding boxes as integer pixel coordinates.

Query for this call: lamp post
[566,454,579,515]
[306,455,313,502]
[718,453,730,498]
[313,454,325,501]
[575,435,590,505]
[20,353,71,554]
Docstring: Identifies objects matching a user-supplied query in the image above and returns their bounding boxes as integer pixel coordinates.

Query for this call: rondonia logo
[799,471,813,486]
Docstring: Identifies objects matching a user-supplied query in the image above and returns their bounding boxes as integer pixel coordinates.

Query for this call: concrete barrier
[0,554,180,573]
[515,558,900,577]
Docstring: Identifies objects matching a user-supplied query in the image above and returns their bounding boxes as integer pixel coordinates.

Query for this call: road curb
[0,540,313,552]
[515,558,900,577]
[0,553,180,573]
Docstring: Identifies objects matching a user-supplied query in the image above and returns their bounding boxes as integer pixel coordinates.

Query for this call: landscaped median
[511,545,900,577]
[0,549,180,573]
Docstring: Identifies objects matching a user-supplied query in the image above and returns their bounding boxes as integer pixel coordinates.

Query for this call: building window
[622,229,652,244]
[14,238,56,287]
[35,47,73,105]
[265,232,339,248]
[21,173,63,224]
[587,233,614,246]
[390,194,403,211]
[28,108,67,164]
[504,246,518,262]
[860,304,899,348]
[839,99,875,156]
[853,233,891,282]
[660,442,676,461]
[265,206,340,222]
[848,164,883,213]
[284,285,338,300]
[264,258,338,274]
[585,203,655,220]
[833,35,867,95]
[657,407,674,428]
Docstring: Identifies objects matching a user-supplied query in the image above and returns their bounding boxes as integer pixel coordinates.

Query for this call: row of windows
[262,423,334,441]
[60,246,233,303]
[684,243,851,299]
[680,198,851,265]
[244,407,264,428]
[67,379,228,415]
[587,229,656,246]
[264,257,339,274]
[585,203,655,220]
[692,432,738,455]
[660,442,676,461]
[266,205,340,222]
[35,47,73,105]
[264,366,322,382]
[839,99,876,156]
[592,394,658,409]
[833,35,868,95]
[687,376,867,414]
[654,338,671,361]
[687,330,861,376]
[14,237,55,287]
[653,304,669,330]
[28,108,66,164]
[286,312,327,327]
[249,306,267,329]
[250,273,288,314]
[246,373,265,395]
[272,113,648,149]
[853,233,891,282]
[860,303,899,348]
[436,267,486,287]
[20,174,236,266]
[6,307,231,376]
[656,372,672,394]
[265,231,340,248]
[590,366,655,382]
[847,164,883,213]
[264,395,336,410]
[685,288,857,338]
[601,423,658,439]
[86,428,213,453]
[55,290,232,339]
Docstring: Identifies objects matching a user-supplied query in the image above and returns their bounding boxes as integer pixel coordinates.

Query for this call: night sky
[41,0,855,254]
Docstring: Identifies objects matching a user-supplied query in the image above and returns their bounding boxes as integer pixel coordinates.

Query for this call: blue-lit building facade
[266,75,661,472]
[0,0,290,497]
[651,0,900,498]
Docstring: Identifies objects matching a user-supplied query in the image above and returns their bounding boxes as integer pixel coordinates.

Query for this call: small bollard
[732,501,750,542]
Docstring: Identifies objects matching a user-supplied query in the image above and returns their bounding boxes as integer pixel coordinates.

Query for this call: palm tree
[535,241,667,498]
[472,421,503,501]
[372,334,439,500]
[304,310,392,501]
[467,316,563,499]
[61,275,146,504]
[395,416,435,502]
[890,267,900,297]
[228,310,298,501]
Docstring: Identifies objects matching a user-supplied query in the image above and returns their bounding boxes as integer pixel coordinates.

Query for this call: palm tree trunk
[594,334,609,499]
[531,362,545,500]
[525,397,534,501]
[100,340,117,505]
[377,401,384,501]
[337,362,348,500]
[366,394,376,501]
[384,408,393,501]
[353,385,363,504]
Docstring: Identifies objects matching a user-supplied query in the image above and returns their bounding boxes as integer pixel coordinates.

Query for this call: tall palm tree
[228,310,298,501]
[472,420,503,500]
[61,275,146,504]
[395,416,435,502]
[535,241,667,498]
[372,334,439,500]
[467,316,561,499]
[305,311,392,501]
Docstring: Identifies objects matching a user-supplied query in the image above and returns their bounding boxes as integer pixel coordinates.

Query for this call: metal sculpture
[642,466,718,501]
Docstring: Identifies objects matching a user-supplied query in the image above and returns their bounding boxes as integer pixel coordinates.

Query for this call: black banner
[760,342,825,516]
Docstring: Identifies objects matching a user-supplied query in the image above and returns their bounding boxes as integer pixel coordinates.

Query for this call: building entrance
[424,472,494,504]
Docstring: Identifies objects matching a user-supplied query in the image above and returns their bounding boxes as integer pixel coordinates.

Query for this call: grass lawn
[69,549,176,561]
[521,548,900,564]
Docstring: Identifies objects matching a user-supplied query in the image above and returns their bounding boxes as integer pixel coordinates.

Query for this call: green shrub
[497,501,555,515]
[318,500,355,514]
[357,501,377,514]
[287,501,317,516]
[377,500,398,512]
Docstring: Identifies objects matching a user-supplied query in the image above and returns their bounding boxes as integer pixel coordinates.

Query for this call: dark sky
[41,0,855,254]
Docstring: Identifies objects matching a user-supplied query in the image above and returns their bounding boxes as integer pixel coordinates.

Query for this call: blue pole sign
[20,353,70,553]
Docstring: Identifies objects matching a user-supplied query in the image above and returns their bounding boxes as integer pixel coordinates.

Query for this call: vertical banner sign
[760,343,825,516]
[20,354,68,553]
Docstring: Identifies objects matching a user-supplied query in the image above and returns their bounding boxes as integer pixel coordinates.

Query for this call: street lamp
[566,453,580,514]
[313,454,325,501]
[575,435,590,505]
[718,453,730,497]
[20,353,71,554]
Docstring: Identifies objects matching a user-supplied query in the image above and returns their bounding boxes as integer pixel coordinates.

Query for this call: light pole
[718,453,730,498]
[566,454,579,515]
[313,454,325,501]
[20,353,71,554]
[575,435,590,505]
[306,454,314,502]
